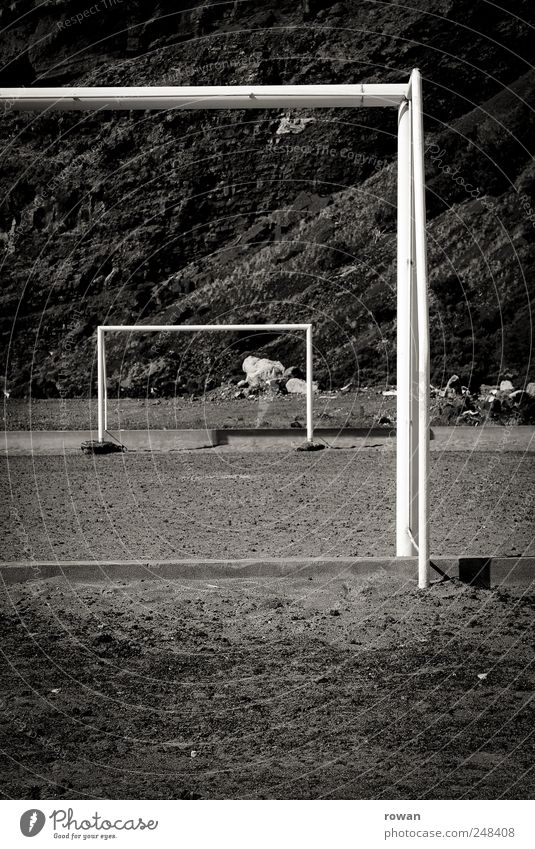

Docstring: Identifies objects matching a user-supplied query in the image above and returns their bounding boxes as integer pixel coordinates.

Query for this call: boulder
[286,377,308,394]
[242,356,284,388]
[286,377,318,394]
[526,382,535,398]
[499,380,514,393]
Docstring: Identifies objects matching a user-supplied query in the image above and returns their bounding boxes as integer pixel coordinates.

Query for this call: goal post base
[296,441,325,452]
[81,439,126,455]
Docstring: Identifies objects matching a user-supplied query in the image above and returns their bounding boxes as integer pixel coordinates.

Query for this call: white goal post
[1,70,430,587]
[96,323,314,442]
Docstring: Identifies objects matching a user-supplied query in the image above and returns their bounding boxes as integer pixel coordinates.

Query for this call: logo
[20,810,46,837]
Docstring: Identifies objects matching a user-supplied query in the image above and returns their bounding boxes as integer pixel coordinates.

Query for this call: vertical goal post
[1,69,431,587]
[96,323,314,444]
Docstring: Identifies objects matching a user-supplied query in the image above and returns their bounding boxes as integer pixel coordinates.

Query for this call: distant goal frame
[0,70,431,586]
[96,323,314,442]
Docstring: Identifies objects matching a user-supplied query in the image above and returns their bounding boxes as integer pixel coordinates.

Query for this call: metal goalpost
[0,69,430,587]
[96,322,314,443]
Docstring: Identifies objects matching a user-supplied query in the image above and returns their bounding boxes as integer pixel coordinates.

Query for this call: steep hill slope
[0,0,533,396]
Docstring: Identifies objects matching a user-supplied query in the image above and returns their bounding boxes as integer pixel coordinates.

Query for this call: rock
[237,379,247,388]
[286,377,311,394]
[526,382,535,398]
[283,365,304,381]
[291,191,330,213]
[276,116,315,135]
[242,356,284,388]
[378,414,392,425]
[382,389,397,397]
[499,380,514,393]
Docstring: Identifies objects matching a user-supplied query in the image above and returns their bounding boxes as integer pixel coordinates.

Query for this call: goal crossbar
[3,71,430,587]
[0,84,407,111]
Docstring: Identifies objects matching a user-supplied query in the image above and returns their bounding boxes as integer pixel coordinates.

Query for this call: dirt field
[2,394,396,432]
[1,452,534,561]
[1,573,534,800]
[1,450,534,800]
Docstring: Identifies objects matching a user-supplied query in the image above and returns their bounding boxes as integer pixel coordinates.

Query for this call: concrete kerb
[2,426,535,455]
[1,557,534,587]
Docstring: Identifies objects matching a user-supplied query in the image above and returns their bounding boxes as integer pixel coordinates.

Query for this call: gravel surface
[1,451,533,561]
[2,395,395,431]
[1,574,534,799]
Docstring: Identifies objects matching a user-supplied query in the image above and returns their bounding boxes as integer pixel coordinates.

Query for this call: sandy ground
[1,451,534,561]
[1,394,397,431]
[1,573,534,800]
[1,449,534,800]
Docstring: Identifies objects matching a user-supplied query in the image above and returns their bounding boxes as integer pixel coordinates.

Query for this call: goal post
[1,69,431,587]
[96,323,314,443]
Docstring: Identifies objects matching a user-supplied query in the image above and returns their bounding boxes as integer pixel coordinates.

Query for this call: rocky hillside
[1,0,534,397]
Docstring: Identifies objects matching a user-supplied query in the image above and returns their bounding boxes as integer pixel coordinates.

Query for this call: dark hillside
[0,0,533,396]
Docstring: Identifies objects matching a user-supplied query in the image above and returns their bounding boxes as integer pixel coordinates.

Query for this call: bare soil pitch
[1,449,534,799]
[1,574,534,800]
[1,452,534,561]
[3,394,395,432]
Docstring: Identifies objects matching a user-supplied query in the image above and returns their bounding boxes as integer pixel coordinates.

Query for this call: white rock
[499,380,514,393]
[286,378,308,394]
[286,377,318,394]
[526,382,535,398]
[276,116,315,135]
[242,355,284,387]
